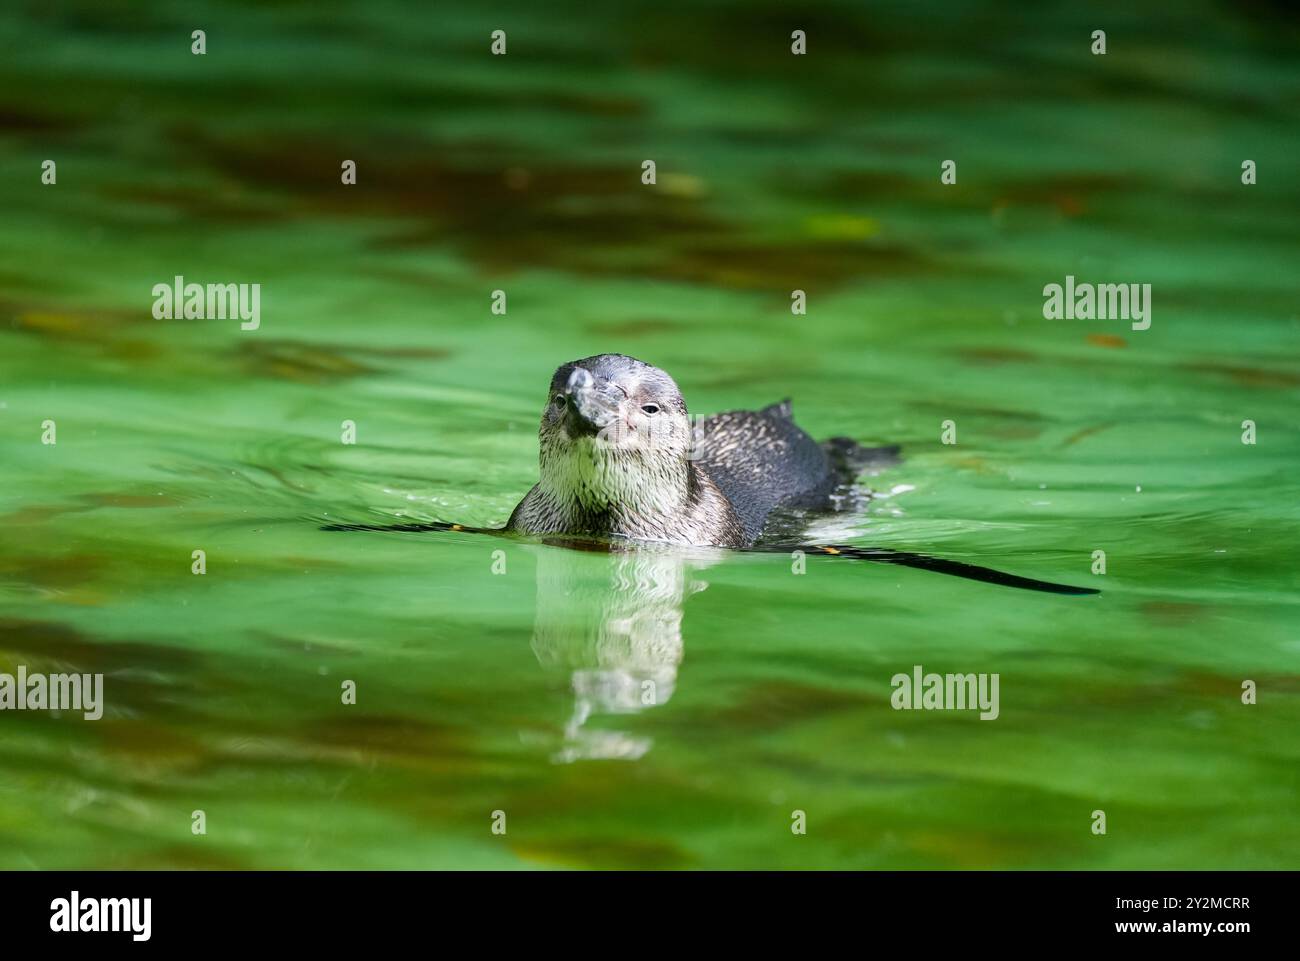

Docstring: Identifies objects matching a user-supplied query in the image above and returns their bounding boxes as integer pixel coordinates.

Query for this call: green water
[2,1,1298,869]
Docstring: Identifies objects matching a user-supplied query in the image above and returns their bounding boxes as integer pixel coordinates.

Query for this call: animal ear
[761,398,794,420]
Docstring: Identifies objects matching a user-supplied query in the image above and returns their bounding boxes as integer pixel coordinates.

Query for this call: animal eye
[641,404,660,415]
[552,394,566,408]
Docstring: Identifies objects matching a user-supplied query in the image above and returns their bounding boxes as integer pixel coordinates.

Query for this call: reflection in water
[527,543,716,762]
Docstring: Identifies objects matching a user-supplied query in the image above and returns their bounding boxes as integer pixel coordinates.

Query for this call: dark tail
[762,542,1099,595]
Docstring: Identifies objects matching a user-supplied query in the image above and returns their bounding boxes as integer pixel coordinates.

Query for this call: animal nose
[562,366,620,436]
[566,367,594,394]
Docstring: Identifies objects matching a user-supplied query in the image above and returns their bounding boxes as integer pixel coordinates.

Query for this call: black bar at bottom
[1,869,1280,947]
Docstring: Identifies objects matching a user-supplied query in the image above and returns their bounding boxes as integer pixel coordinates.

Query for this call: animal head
[535,354,694,514]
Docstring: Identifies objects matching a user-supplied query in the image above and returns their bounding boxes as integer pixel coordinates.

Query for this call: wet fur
[507,355,896,549]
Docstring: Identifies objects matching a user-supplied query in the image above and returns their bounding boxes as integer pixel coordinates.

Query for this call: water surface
[1,0,1298,869]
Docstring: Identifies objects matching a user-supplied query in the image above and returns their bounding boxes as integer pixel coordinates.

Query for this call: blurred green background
[1,0,1298,868]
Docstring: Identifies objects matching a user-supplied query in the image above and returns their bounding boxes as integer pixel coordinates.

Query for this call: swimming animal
[506,353,894,549]
[324,354,1097,596]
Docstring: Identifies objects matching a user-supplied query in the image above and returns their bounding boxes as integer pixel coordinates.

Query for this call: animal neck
[539,441,693,522]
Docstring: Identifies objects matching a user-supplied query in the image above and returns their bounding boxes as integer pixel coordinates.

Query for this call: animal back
[694,402,835,543]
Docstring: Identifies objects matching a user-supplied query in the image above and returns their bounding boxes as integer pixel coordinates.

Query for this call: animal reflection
[527,543,716,762]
